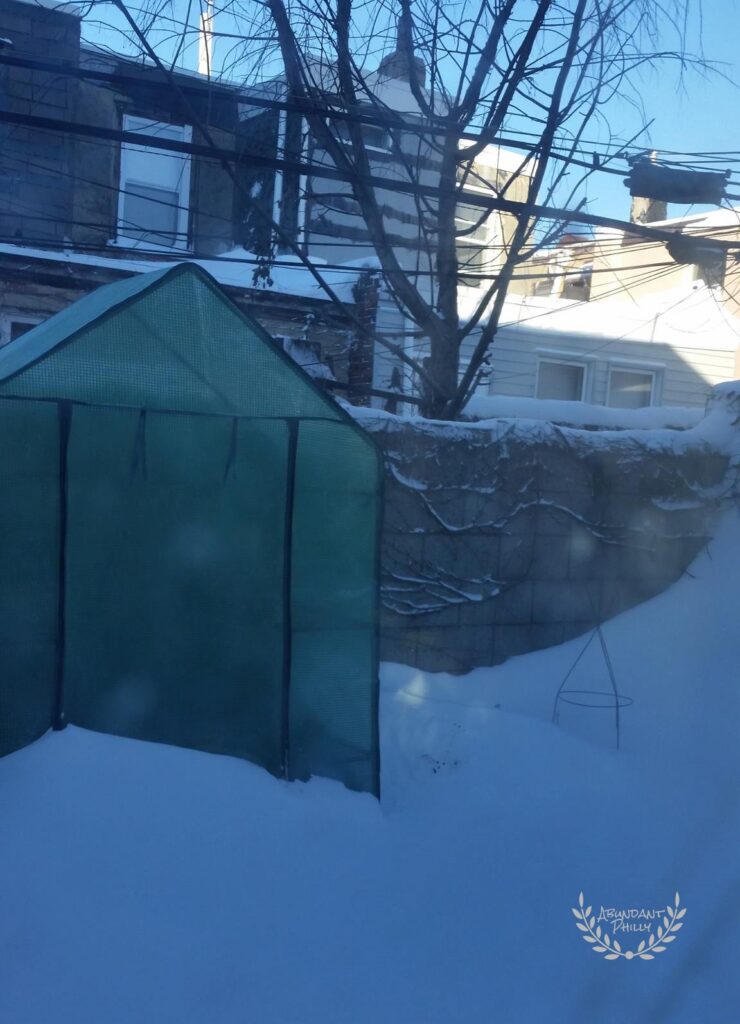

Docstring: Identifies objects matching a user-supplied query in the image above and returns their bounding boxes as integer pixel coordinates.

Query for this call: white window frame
[116,115,192,251]
[535,356,588,402]
[0,313,42,347]
[606,365,659,408]
[332,119,392,155]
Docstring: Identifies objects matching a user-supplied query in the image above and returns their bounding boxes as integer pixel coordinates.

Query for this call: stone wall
[356,388,738,673]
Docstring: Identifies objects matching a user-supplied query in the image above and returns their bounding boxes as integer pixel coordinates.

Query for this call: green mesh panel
[0,400,59,756]
[0,267,341,421]
[289,420,380,794]
[64,406,288,773]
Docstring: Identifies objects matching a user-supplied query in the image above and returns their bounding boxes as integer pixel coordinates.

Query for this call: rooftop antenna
[198,0,214,77]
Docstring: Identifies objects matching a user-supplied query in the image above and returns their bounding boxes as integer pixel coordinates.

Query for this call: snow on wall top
[464,394,703,431]
[350,381,740,460]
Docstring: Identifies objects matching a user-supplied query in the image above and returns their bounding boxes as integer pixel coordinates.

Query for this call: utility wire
[3,106,739,253]
[0,226,687,282]
[2,51,739,183]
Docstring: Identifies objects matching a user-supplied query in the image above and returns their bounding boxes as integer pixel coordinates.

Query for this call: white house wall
[462,327,739,409]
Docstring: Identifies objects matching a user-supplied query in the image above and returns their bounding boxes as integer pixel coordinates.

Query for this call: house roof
[487,285,740,353]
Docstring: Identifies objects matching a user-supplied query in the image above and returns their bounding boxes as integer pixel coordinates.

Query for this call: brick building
[0,0,371,390]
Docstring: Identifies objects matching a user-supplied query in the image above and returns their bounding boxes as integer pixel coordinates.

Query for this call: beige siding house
[468,208,740,411]
[463,287,740,411]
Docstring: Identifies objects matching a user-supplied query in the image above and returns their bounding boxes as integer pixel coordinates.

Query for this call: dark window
[456,203,490,242]
[607,369,654,409]
[10,321,37,342]
[121,183,180,248]
[335,121,390,153]
[694,256,725,289]
[457,245,486,287]
[537,360,585,401]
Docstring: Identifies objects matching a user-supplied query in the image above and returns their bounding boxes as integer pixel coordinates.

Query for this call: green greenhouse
[0,263,381,795]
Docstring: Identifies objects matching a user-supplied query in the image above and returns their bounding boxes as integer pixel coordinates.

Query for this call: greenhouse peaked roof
[0,264,175,383]
[0,263,346,421]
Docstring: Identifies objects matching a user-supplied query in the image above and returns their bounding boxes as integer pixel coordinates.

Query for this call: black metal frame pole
[369,442,384,801]
[52,400,71,731]
[280,419,299,779]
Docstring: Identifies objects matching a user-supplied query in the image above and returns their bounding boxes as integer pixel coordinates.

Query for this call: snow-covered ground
[2,511,739,1023]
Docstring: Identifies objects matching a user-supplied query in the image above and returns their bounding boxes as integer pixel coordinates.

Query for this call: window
[275,335,333,380]
[561,264,592,301]
[335,121,390,153]
[363,125,391,152]
[456,244,487,287]
[117,116,192,249]
[0,315,42,347]
[534,275,557,297]
[536,359,586,401]
[607,367,656,409]
[456,203,490,243]
[456,201,491,288]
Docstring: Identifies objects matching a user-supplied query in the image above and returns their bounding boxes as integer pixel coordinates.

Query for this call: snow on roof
[547,206,740,248]
[645,205,740,233]
[486,285,740,352]
[460,139,537,178]
[281,336,335,381]
[0,242,360,304]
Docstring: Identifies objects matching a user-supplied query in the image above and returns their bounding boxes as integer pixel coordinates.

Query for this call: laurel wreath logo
[571,891,686,960]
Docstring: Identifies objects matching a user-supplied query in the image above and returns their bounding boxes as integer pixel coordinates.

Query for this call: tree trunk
[423,138,460,418]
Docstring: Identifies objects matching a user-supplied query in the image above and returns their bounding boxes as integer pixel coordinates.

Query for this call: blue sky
[580,0,740,219]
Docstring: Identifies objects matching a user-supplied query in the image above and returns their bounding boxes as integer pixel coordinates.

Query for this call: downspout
[297,115,308,253]
[271,104,287,243]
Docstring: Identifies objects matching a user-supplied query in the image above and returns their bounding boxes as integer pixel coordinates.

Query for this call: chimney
[629,150,667,224]
[198,0,214,76]
[376,16,425,88]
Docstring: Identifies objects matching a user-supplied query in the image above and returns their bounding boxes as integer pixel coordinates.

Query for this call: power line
[5,49,740,186]
[0,227,687,283]
[474,265,721,387]
[0,51,647,175]
[3,105,739,253]
[3,22,738,410]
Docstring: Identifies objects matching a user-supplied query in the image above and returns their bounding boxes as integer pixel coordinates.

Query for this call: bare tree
[103,0,697,418]
[246,0,697,416]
